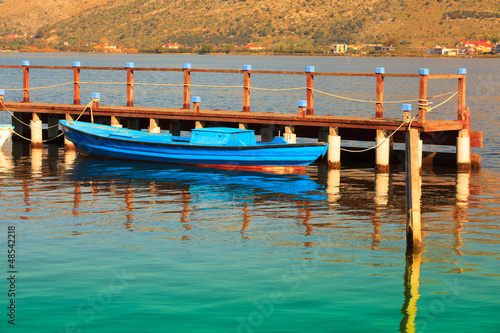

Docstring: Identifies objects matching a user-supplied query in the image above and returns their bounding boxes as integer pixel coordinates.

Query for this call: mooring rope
[0,101,93,143]
[0,82,74,91]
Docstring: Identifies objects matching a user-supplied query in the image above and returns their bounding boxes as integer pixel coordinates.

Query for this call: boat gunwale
[60,121,327,151]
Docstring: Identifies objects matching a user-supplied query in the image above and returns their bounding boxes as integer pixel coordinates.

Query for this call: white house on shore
[427,45,457,56]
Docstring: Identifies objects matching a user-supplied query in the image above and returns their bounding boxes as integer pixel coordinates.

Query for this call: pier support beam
[31,113,43,148]
[170,120,181,136]
[260,124,274,143]
[284,126,296,143]
[127,118,139,130]
[327,127,341,170]
[457,129,471,172]
[12,112,28,142]
[111,116,122,128]
[149,119,161,133]
[375,129,390,173]
[195,121,205,129]
[48,115,60,141]
[405,128,422,253]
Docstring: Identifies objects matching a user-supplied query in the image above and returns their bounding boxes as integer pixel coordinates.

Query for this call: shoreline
[1,49,499,59]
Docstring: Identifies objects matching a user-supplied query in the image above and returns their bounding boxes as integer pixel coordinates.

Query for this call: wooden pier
[0,62,482,171]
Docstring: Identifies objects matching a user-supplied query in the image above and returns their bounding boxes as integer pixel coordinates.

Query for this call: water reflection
[0,150,13,173]
[31,148,43,177]
[400,251,422,333]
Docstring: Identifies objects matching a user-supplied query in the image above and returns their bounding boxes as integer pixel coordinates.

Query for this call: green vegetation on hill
[0,0,499,52]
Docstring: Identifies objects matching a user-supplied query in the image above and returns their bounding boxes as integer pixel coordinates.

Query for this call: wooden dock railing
[0,62,468,123]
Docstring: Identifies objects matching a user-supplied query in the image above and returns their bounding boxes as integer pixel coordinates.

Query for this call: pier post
[64,114,75,150]
[192,96,200,114]
[405,128,422,252]
[126,62,134,107]
[73,62,81,105]
[298,100,306,118]
[30,113,43,148]
[306,66,314,115]
[192,96,203,128]
[183,63,191,109]
[243,65,251,112]
[48,115,60,141]
[456,68,471,172]
[375,129,390,173]
[457,129,471,172]
[284,125,296,143]
[418,68,429,124]
[375,67,384,118]
[457,68,466,121]
[22,61,30,103]
[327,127,341,170]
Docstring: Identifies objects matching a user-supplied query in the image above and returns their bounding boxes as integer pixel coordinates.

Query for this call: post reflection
[73,181,81,216]
[181,189,192,232]
[399,250,422,333]
[298,203,313,236]
[371,173,390,250]
[241,203,251,240]
[326,168,341,203]
[124,185,135,229]
[453,172,471,256]
[31,148,43,177]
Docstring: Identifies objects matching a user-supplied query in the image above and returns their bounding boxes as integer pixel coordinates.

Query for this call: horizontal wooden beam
[4,101,481,146]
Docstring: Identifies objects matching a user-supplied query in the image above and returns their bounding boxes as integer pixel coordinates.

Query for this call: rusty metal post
[183,63,191,109]
[73,61,81,105]
[457,68,467,121]
[243,65,251,112]
[192,96,200,114]
[375,67,384,118]
[22,61,30,103]
[306,66,314,115]
[418,68,429,124]
[126,62,134,107]
[298,100,306,118]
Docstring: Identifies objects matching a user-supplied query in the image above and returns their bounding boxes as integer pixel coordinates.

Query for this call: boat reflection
[65,156,328,235]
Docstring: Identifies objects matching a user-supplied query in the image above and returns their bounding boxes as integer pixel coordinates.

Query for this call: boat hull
[60,121,328,172]
[0,125,13,148]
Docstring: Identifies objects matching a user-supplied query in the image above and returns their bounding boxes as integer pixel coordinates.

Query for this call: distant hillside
[1,0,499,49]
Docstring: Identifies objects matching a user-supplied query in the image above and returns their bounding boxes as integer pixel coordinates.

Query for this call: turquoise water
[0,54,499,332]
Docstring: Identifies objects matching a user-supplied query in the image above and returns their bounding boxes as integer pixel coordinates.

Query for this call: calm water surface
[0,53,499,332]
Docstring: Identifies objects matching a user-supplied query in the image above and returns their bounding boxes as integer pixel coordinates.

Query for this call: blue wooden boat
[59,120,328,172]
